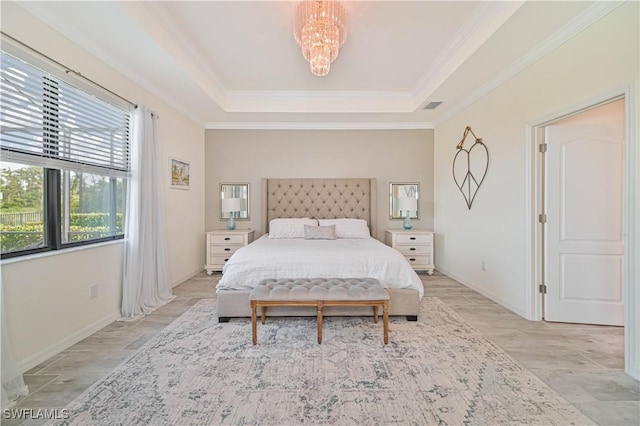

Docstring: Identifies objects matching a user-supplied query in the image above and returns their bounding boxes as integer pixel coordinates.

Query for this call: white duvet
[217,235,424,298]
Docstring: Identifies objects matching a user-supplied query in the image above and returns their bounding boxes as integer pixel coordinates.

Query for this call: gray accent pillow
[304,224,336,240]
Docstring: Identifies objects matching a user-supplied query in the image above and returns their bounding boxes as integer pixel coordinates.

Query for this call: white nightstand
[205,229,254,275]
[385,229,434,275]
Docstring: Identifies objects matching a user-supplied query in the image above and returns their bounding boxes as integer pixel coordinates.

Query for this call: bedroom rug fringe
[51,298,594,425]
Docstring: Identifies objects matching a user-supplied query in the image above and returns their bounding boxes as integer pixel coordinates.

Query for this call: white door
[544,100,624,325]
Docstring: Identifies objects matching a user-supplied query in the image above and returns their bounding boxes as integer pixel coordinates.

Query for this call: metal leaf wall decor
[452,126,489,209]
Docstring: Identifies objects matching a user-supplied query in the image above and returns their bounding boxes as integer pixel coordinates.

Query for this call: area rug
[53,298,593,425]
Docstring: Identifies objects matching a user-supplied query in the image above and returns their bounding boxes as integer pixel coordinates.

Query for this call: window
[0,162,45,253]
[60,171,126,244]
[0,48,132,258]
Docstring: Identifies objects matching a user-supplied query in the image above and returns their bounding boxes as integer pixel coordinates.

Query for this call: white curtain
[1,273,29,407]
[121,106,173,319]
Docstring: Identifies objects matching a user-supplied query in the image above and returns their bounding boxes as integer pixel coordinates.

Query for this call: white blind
[0,51,131,177]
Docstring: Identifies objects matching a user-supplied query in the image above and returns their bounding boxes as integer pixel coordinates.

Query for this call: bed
[215,178,423,321]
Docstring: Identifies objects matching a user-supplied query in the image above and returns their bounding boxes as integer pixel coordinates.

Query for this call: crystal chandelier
[293,0,347,77]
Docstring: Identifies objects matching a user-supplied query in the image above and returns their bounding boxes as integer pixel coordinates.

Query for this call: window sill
[0,239,124,266]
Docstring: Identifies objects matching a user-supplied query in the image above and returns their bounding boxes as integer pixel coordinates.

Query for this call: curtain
[121,106,173,319]
[1,273,29,407]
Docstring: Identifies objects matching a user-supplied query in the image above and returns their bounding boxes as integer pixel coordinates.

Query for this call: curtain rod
[1,31,137,108]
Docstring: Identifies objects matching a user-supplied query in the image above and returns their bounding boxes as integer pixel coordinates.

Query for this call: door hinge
[539,143,548,153]
[539,284,547,294]
[538,213,547,224]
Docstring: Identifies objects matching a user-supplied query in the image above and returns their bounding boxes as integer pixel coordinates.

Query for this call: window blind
[0,51,131,177]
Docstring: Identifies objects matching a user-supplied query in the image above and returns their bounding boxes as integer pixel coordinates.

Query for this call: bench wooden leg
[317,301,323,344]
[251,301,258,345]
[261,307,267,324]
[383,300,389,345]
[251,298,389,345]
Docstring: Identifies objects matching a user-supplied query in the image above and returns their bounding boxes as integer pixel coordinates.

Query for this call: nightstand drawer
[209,234,245,245]
[396,245,430,255]
[404,255,430,267]
[210,255,233,268]
[209,244,241,255]
[396,234,431,244]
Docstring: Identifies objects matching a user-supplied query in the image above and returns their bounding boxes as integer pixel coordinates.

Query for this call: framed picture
[170,157,190,189]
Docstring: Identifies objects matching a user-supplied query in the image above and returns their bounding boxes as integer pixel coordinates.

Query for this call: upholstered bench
[250,277,390,345]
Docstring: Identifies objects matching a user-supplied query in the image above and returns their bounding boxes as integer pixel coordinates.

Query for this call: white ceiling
[13,1,615,128]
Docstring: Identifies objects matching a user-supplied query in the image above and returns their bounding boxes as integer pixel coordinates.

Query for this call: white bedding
[217,235,424,298]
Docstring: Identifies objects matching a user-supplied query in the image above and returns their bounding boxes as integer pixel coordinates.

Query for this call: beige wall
[1,3,205,370]
[205,129,434,241]
[433,3,639,317]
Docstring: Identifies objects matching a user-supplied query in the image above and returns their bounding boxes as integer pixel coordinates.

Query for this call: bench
[250,278,390,345]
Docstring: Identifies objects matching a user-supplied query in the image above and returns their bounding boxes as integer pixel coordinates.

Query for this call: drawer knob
[224,248,231,251]
[224,258,229,262]
[224,237,231,241]
[409,258,416,261]
[410,247,416,251]
[409,237,416,240]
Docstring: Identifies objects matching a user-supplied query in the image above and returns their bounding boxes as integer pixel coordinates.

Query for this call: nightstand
[385,229,434,275]
[205,229,254,275]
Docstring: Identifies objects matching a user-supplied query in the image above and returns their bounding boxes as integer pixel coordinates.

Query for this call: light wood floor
[3,271,639,426]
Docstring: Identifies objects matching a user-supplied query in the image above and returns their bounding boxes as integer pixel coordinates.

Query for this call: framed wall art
[170,157,190,189]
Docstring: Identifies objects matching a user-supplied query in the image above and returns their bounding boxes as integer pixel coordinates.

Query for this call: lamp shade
[221,197,242,212]
[397,196,418,215]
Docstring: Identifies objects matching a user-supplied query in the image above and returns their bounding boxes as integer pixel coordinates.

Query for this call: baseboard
[435,266,528,319]
[18,310,120,373]
[627,365,640,381]
[170,267,205,289]
[18,268,203,373]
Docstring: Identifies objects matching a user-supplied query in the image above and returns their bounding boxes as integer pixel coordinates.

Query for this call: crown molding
[412,1,525,110]
[204,122,434,130]
[224,91,415,113]
[433,0,625,127]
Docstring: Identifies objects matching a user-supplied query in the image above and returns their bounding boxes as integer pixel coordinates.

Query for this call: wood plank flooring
[3,271,638,425]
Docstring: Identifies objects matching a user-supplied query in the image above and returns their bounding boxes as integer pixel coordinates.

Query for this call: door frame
[524,84,639,380]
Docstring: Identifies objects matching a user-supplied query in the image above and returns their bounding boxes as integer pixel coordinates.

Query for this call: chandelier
[293,0,347,77]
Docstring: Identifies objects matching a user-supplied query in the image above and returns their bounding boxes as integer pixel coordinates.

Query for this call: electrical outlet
[90,284,99,299]
[481,261,487,272]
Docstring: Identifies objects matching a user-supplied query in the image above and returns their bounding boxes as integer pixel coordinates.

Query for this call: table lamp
[397,196,417,230]
[221,197,242,230]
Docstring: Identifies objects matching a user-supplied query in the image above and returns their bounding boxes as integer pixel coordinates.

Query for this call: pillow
[317,218,370,239]
[304,224,336,240]
[269,218,318,239]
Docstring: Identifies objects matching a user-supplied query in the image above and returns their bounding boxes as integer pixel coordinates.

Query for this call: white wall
[0,3,205,370]
[204,129,434,241]
[433,3,639,317]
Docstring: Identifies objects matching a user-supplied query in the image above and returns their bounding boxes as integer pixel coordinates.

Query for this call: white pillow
[317,218,370,239]
[304,224,336,240]
[269,218,318,239]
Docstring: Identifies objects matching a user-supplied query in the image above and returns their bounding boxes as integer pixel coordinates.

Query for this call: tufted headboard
[262,178,377,237]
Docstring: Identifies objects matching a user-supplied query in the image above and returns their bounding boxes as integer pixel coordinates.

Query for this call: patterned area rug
[54,298,593,425]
